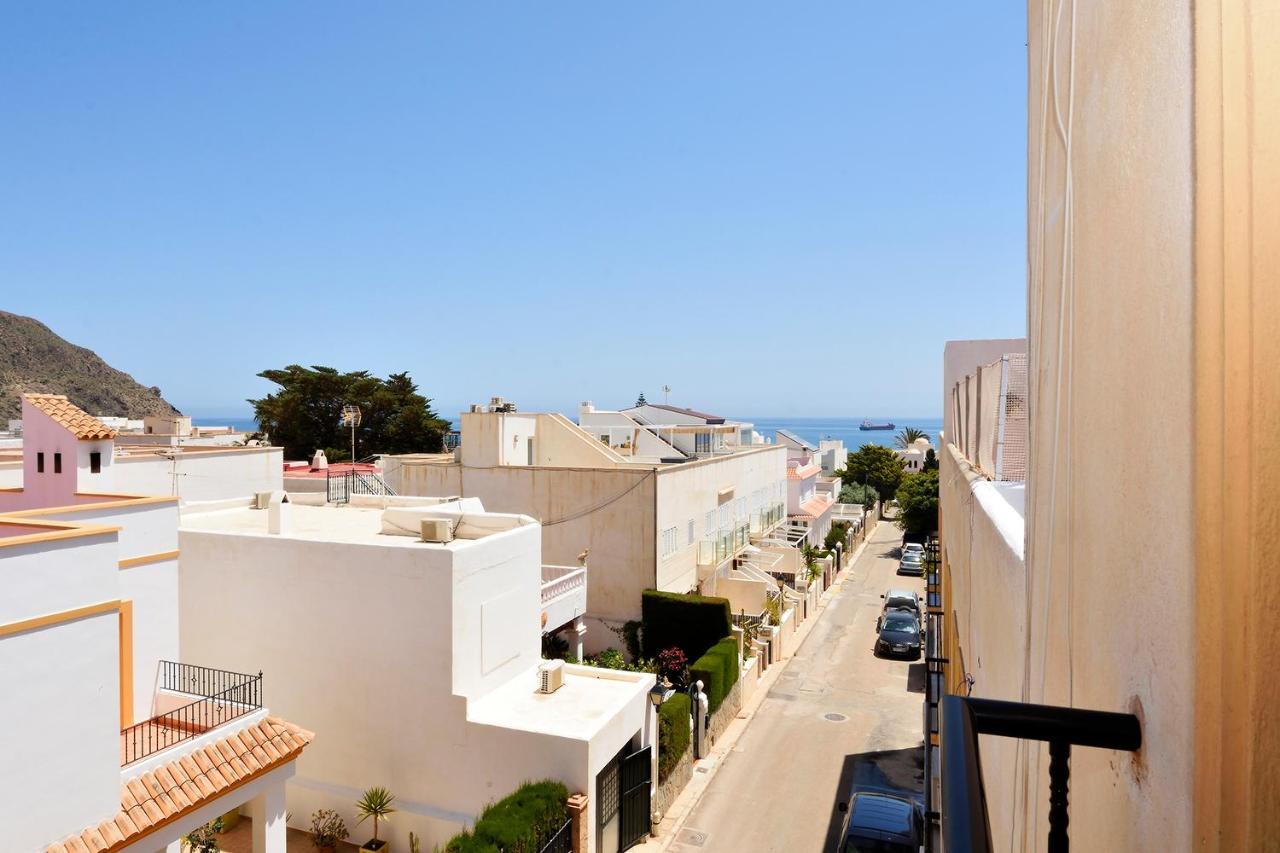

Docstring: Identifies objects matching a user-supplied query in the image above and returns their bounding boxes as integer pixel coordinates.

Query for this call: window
[54,453,62,474]
[705,510,716,536]
[661,526,679,559]
[695,432,712,454]
[36,452,44,473]
[90,452,101,474]
[687,520,695,546]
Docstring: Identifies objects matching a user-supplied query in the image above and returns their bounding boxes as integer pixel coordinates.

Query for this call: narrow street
[670,521,926,853]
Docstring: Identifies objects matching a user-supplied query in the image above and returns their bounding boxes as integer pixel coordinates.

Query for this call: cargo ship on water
[859,419,895,431]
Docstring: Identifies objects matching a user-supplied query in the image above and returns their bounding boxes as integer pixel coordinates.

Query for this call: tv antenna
[662,385,671,404]
[340,405,362,464]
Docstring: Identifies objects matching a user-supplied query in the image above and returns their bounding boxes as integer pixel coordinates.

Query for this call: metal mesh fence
[952,353,1027,481]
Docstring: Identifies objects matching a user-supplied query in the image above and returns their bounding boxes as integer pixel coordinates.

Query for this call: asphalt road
[669,521,927,853]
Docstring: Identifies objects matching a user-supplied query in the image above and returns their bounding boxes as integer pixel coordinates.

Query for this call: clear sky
[0,4,1026,419]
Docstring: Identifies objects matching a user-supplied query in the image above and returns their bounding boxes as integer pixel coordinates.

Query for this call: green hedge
[444,780,569,853]
[689,637,740,714]
[658,692,691,782]
[641,589,732,661]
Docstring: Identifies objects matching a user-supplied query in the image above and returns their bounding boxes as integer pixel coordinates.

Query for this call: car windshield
[886,597,916,610]
[884,617,917,632]
[901,553,922,563]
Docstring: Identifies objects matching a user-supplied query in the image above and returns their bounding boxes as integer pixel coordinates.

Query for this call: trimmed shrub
[658,692,692,782]
[641,589,732,661]
[689,637,740,714]
[444,780,568,853]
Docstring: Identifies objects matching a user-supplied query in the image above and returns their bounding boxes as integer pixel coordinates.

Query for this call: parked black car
[875,611,923,659]
[837,790,923,852]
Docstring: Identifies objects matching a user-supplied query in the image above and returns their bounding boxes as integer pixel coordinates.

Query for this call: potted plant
[355,786,396,852]
[310,809,349,852]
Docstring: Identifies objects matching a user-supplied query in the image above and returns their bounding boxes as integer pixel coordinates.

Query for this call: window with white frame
[705,510,716,536]
[661,526,679,559]
[687,519,695,545]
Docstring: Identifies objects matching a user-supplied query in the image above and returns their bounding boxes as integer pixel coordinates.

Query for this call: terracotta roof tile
[46,717,313,853]
[22,394,118,441]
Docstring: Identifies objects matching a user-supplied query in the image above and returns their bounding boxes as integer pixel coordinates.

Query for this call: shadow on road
[821,746,925,852]
[906,663,927,694]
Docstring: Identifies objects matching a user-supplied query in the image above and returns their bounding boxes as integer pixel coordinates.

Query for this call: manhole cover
[824,712,848,722]
[677,829,709,847]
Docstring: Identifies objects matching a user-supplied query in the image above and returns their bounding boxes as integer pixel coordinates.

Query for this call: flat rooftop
[180,502,530,549]
[468,664,652,740]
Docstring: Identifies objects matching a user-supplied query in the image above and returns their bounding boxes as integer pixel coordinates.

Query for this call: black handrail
[941,694,1141,853]
[122,662,262,766]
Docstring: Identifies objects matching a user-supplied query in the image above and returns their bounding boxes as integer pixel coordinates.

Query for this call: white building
[179,494,654,853]
[0,394,312,853]
[774,430,838,547]
[381,399,791,651]
[895,436,934,473]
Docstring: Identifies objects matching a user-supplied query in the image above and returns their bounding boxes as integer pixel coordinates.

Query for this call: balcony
[541,563,587,631]
[121,661,262,766]
[939,694,1141,852]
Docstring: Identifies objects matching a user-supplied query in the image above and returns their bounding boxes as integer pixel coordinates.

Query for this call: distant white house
[775,430,838,547]
[0,395,282,501]
[180,494,654,853]
[896,436,934,473]
[0,393,312,853]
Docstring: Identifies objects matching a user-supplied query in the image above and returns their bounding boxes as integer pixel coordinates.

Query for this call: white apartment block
[179,493,654,853]
[0,394,311,853]
[381,399,791,651]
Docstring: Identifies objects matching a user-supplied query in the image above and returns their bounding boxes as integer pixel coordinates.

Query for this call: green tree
[895,470,940,535]
[636,392,647,406]
[923,447,939,472]
[249,365,450,460]
[894,426,929,449]
[838,482,879,507]
[836,444,906,503]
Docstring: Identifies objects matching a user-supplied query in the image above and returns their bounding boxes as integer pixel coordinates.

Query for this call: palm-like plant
[801,544,822,582]
[355,786,396,846]
[895,427,928,449]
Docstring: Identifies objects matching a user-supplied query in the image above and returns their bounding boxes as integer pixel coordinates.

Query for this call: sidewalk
[634,522,882,851]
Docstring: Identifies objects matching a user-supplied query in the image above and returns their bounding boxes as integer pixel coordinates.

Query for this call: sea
[196,415,943,450]
[734,416,943,450]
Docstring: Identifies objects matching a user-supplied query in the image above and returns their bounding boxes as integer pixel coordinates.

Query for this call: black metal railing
[326,469,396,504]
[538,818,573,853]
[121,662,262,766]
[941,695,1142,853]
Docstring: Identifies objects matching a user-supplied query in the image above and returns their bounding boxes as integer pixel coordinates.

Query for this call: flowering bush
[657,646,689,688]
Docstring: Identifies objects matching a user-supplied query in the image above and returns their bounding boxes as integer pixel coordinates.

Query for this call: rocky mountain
[0,311,180,421]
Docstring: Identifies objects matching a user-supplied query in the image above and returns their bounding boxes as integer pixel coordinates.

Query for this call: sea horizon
[194,413,944,451]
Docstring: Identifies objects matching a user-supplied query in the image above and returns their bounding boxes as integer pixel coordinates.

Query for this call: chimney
[267,491,292,535]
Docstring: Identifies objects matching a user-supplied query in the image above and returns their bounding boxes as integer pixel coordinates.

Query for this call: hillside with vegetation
[0,310,180,420]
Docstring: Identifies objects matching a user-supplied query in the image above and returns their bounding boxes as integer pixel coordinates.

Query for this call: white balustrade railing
[541,565,587,603]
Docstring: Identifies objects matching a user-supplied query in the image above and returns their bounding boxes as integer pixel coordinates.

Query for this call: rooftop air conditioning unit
[420,518,454,544]
[253,491,273,509]
[537,659,564,694]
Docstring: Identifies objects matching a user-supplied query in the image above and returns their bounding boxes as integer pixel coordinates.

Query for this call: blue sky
[0,4,1026,419]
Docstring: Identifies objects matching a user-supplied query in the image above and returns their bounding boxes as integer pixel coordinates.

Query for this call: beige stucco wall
[938,442,1027,843]
[1020,1,1195,849]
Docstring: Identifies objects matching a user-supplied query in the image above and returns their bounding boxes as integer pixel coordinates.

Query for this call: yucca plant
[355,786,396,848]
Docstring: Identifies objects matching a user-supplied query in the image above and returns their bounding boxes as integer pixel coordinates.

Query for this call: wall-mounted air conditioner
[537,659,564,694]
[420,518,454,544]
